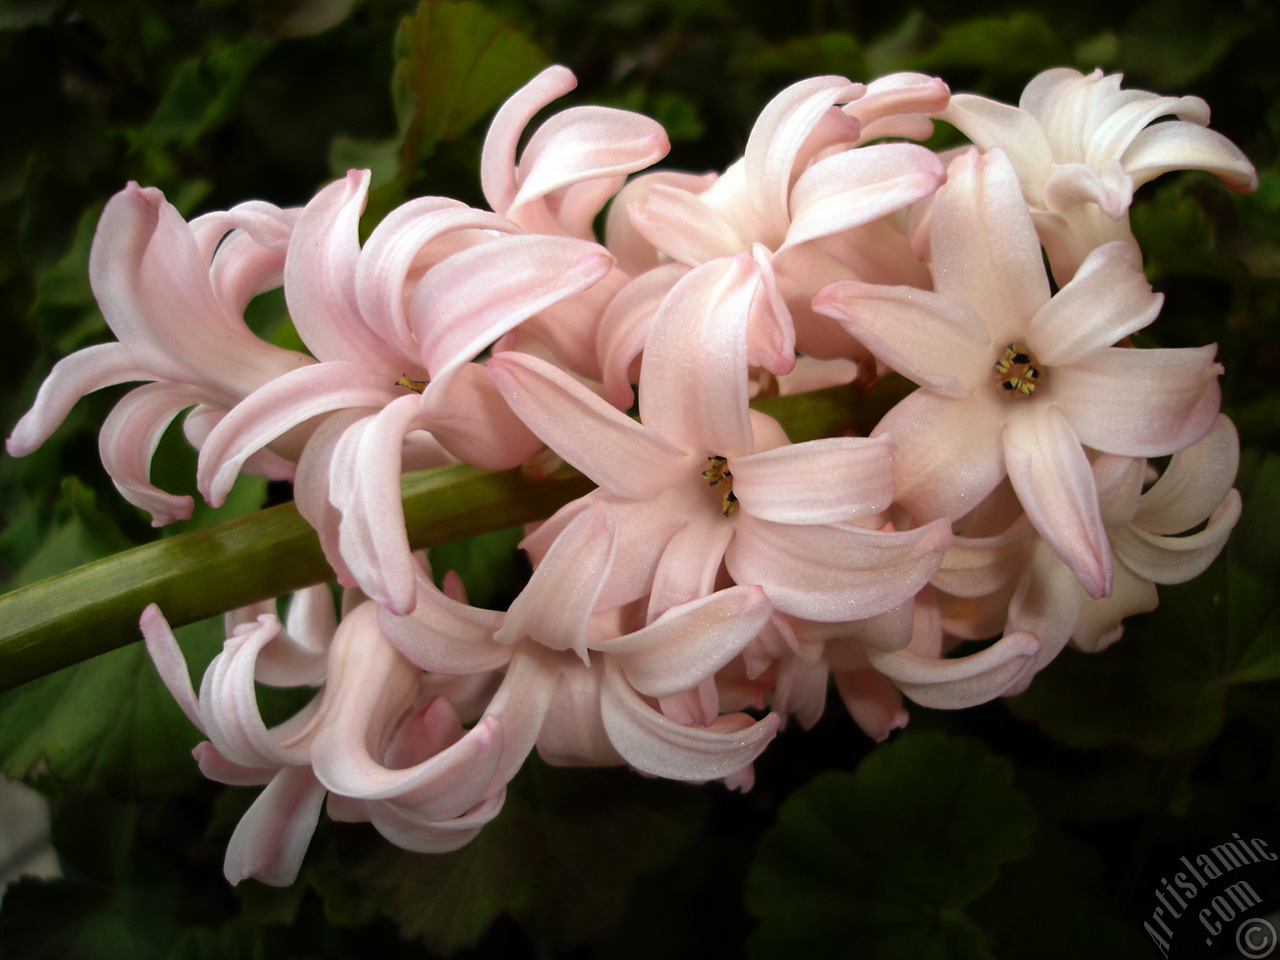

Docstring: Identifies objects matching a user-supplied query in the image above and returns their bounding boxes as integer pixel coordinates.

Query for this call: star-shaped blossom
[490,254,951,623]
[194,170,614,614]
[814,147,1222,599]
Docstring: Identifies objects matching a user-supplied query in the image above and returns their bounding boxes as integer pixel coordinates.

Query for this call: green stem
[0,378,906,691]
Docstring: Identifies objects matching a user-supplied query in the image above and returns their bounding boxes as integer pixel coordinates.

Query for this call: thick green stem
[0,378,905,690]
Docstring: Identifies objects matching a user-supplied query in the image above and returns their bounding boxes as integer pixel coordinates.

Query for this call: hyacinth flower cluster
[6,65,1256,886]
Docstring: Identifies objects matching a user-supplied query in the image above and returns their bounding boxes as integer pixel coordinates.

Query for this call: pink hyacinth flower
[814,147,1223,600]
[939,67,1258,281]
[490,254,952,623]
[195,170,615,614]
[7,183,313,524]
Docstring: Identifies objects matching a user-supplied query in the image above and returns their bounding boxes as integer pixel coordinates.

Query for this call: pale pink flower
[7,183,313,524]
[939,67,1258,281]
[143,596,510,884]
[380,531,781,785]
[814,147,1223,600]
[597,74,949,404]
[1003,415,1241,687]
[481,65,670,378]
[195,170,614,614]
[490,255,952,623]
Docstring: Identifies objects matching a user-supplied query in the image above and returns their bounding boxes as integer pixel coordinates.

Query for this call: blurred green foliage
[0,0,1277,956]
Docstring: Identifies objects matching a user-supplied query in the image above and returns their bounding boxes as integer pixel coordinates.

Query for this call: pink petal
[90,184,288,397]
[872,388,1008,523]
[870,630,1039,709]
[833,668,908,742]
[731,435,894,524]
[599,586,771,697]
[197,361,400,506]
[846,72,950,127]
[1041,160,1132,220]
[284,170,405,369]
[224,766,327,886]
[199,617,319,769]
[487,351,687,498]
[509,106,669,221]
[604,170,718,274]
[201,212,292,317]
[252,585,334,687]
[1003,405,1112,598]
[193,741,277,786]
[310,613,504,812]
[931,149,1051,344]
[783,143,946,250]
[596,261,689,409]
[939,95,1054,196]
[378,573,510,673]
[626,184,746,265]
[1123,120,1258,192]
[6,343,150,457]
[726,516,952,621]
[293,408,366,588]
[932,520,1034,599]
[1052,345,1222,457]
[355,197,516,358]
[600,659,781,782]
[495,504,617,659]
[412,234,614,377]
[1068,560,1157,653]
[140,603,204,731]
[1003,538,1086,680]
[744,76,863,240]
[1134,414,1239,534]
[644,516,735,620]
[1113,489,1241,585]
[481,65,578,215]
[638,255,759,458]
[812,280,989,398]
[1028,241,1162,366]
[97,382,205,525]
[419,362,540,470]
[366,791,505,854]
[328,392,434,615]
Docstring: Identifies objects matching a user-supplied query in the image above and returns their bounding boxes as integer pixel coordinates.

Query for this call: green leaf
[134,39,274,150]
[348,758,707,953]
[746,731,1037,960]
[0,615,222,796]
[909,12,1071,77]
[390,0,545,166]
[739,32,867,81]
[969,823,1149,960]
[1008,556,1280,754]
[0,876,182,960]
[1116,0,1253,88]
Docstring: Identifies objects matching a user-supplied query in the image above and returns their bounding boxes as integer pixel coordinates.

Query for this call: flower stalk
[0,381,894,692]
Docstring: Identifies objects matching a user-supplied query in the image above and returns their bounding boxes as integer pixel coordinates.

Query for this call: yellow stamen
[396,374,428,393]
[994,343,1041,397]
[701,456,739,517]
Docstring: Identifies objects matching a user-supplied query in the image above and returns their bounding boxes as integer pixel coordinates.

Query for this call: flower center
[993,343,1042,397]
[396,373,429,393]
[701,456,739,517]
